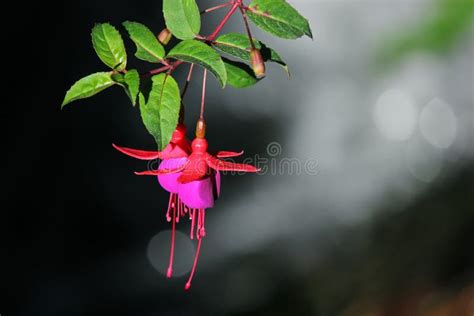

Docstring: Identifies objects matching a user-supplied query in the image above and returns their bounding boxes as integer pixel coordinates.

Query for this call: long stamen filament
[167,200,177,278]
[185,237,203,291]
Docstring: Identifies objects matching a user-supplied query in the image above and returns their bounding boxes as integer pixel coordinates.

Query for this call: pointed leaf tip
[247,0,312,40]
[163,0,201,40]
[140,74,181,150]
[61,72,116,108]
[91,23,127,70]
[123,21,165,63]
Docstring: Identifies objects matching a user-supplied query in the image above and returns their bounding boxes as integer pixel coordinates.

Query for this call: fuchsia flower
[113,124,190,279]
[113,121,259,290]
[138,120,260,290]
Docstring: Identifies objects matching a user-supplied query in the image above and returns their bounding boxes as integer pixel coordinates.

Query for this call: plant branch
[201,2,232,15]
[141,65,172,78]
[207,0,242,41]
[239,5,256,49]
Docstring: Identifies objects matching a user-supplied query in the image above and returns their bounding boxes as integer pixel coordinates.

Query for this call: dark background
[4,0,474,315]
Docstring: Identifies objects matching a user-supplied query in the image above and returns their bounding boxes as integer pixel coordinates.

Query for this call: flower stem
[200,69,208,119]
[181,63,195,99]
[239,5,256,49]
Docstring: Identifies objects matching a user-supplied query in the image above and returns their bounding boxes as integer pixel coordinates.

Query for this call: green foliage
[62,72,116,108]
[247,0,312,39]
[167,40,227,87]
[139,74,181,150]
[377,0,474,68]
[163,0,201,40]
[61,1,312,149]
[224,58,258,88]
[214,33,289,76]
[123,21,165,63]
[113,69,140,106]
[91,23,127,70]
[124,70,140,106]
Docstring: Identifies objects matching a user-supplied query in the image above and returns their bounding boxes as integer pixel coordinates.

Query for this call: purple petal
[157,158,188,193]
[179,173,220,209]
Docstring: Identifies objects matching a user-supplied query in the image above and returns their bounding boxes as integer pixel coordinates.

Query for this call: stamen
[190,209,196,240]
[166,194,174,222]
[200,209,206,238]
[175,195,180,223]
[167,203,176,278]
[197,210,202,240]
[180,200,186,217]
[184,237,203,291]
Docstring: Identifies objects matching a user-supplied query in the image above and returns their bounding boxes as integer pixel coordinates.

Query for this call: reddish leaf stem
[201,2,232,15]
[142,1,242,83]
[239,5,256,50]
[141,65,171,78]
[207,0,242,41]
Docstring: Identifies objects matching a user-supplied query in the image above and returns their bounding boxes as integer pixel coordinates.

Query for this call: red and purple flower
[114,121,259,289]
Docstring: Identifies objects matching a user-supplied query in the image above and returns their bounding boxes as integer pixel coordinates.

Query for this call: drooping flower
[138,119,260,290]
[113,123,245,282]
[113,124,191,278]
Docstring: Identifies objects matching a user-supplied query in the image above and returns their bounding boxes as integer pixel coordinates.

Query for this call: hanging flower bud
[157,28,172,45]
[250,48,265,79]
[195,118,206,139]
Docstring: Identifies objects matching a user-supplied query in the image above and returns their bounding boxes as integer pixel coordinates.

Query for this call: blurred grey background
[4,0,473,315]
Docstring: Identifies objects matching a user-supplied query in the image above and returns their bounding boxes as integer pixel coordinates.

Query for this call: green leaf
[62,72,115,108]
[261,43,290,77]
[214,33,261,61]
[247,0,312,39]
[91,23,127,70]
[124,70,140,106]
[140,74,181,150]
[123,21,165,63]
[224,58,258,88]
[167,39,227,87]
[113,70,140,106]
[163,0,201,40]
[214,33,290,76]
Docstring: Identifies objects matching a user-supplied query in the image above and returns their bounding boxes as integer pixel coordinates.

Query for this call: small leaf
[124,70,140,106]
[167,40,227,87]
[123,21,165,63]
[140,74,181,149]
[224,58,258,88]
[62,72,115,108]
[163,0,201,40]
[214,33,289,76]
[91,23,127,70]
[114,70,141,106]
[247,0,312,39]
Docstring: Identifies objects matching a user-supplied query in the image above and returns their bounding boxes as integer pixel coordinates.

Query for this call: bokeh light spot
[374,89,417,141]
[420,98,457,149]
[404,139,443,183]
[147,230,195,277]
